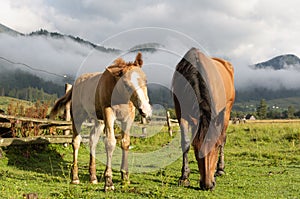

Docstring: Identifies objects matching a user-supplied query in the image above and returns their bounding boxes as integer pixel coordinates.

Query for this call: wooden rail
[0,135,89,147]
[0,113,71,125]
[0,113,72,137]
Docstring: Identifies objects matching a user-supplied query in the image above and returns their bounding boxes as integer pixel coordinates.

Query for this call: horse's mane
[175,56,212,140]
[176,57,211,116]
[105,53,143,77]
[108,52,143,69]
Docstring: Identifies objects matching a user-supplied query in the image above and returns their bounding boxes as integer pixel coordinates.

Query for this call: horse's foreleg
[104,108,116,191]
[104,133,116,191]
[89,120,104,184]
[71,120,82,184]
[120,132,130,183]
[120,119,133,184]
[178,118,191,187]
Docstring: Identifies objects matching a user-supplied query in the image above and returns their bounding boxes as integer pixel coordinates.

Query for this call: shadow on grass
[2,139,71,177]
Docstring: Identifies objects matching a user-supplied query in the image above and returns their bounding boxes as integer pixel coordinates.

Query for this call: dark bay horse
[172,48,235,190]
[50,52,152,191]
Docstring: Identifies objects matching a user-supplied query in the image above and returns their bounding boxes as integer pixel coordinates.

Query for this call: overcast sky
[1,0,300,89]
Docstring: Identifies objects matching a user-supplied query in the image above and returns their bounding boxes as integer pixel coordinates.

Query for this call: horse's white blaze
[131,72,152,117]
[131,71,140,89]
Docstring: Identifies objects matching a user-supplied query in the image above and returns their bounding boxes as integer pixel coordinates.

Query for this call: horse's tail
[49,87,72,119]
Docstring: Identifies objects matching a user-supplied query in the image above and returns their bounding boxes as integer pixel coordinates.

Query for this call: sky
[1,0,300,90]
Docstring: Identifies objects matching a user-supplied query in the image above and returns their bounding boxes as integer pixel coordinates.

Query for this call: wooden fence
[0,82,178,147]
[0,113,178,147]
[0,135,90,147]
[0,113,74,146]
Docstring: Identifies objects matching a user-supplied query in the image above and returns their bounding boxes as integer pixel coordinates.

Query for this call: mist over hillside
[1,23,300,106]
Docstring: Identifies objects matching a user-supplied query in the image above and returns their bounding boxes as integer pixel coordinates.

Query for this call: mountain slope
[28,29,120,53]
[253,54,300,70]
[0,23,22,36]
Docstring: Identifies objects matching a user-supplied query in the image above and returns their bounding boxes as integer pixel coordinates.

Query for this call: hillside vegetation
[0,68,63,102]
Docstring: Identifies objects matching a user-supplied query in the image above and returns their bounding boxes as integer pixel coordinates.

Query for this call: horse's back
[75,73,102,85]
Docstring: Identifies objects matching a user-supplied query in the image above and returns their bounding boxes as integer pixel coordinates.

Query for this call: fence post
[64,83,72,146]
[166,111,172,137]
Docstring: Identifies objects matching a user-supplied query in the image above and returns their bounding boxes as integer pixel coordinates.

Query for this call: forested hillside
[235,87,300,102]
[0,68,64,102]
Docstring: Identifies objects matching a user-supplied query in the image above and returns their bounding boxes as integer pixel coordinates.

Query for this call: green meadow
[0,122,299,198]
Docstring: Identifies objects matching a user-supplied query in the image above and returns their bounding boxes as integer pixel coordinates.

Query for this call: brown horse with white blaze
[172,48,235,190]
[50,52,152,191]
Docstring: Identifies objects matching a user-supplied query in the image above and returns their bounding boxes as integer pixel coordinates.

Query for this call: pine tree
[0,87,4,96]
[287,105,295,119]
[257,99,267,119]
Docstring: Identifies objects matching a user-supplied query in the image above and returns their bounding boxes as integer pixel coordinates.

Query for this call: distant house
[245,114,256,120]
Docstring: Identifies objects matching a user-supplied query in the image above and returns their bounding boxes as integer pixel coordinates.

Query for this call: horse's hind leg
[71,119,83,184]
[178,118,191,187]
[89,120,104,184]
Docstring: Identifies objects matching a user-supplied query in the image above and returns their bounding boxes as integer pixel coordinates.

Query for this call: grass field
[0,96,33,113]
[0,123,299,198]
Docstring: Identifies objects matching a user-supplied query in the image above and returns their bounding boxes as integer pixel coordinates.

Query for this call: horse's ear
[134,52,143,67]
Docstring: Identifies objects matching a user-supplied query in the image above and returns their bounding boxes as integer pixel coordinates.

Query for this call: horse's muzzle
[138,108,146,117]
[138,108,151,122]
[200,180,216,191]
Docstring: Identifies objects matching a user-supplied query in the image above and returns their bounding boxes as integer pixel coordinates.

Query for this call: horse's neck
[100,70,130,105]
[102,70,117,92]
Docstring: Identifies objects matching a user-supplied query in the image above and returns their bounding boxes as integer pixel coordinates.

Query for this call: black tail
[49,88,72,119]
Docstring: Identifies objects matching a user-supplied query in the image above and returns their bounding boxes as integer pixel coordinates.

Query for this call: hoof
[104,176,114,192]
[178,178,190,187]
[122,179,131,185]
[104,185,115,192]
[215,169,225,176]
[90,179,98,184]
[121,170,130,185]
[71,179,80,184]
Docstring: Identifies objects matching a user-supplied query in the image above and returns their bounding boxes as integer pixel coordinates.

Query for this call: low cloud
[1,30,300,92]
[233,58,300,90]
[0,33,113,83]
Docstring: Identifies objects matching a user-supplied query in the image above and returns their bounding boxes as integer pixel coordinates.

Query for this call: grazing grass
[0,123,299,198]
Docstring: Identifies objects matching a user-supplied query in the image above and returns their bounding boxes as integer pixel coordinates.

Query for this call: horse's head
[195,111,225,191]
[109,52,152,119]
[197,142,219,191]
